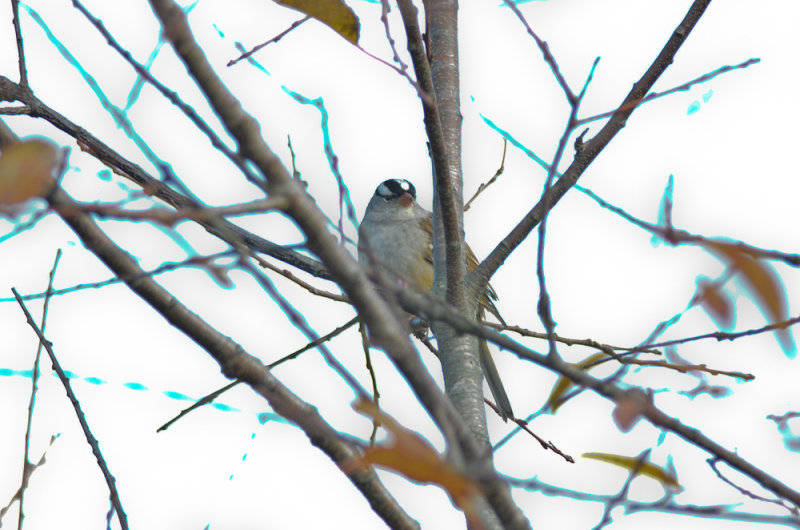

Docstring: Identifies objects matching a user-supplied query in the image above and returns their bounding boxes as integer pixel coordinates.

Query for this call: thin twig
[464,139,507,212]
[17,249,61,530]
[501,0,575,103]
[227,16,310,67]
[707,457,798,515]
[591,451,651,530]
[71,0,262,188]
[509,475,800,527]
[11,0,27,87]
[360,323,381,446]
[0,435,59,527]
[578,184,800,267]
[392,282,800,508]
[486,322,660,355]
[360,0,429,101]
[158,316,360,432]
[254,256,348,302]
[576,58,760,126]
[495,406,574,463]
[12,288,129,530]
[242,259,368,397]
[475,0,715,286]
[52,196,289,224]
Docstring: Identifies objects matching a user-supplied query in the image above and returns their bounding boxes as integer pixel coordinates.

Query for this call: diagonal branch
[392,285,800,509]
[17,249,61,529]
[0,76,330,279]
[13,288,130,530]
[474,0,713,285]
[45,184,419,529]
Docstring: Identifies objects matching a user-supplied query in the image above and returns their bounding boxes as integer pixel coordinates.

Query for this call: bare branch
[145,0,499,486]
[17,249,61,529]
[157,316,360,432]
[509,475,800,527]
[12,288,130,530]
[10,0,27,87]
[392,284,800,509]
[46,182,418,528]
[227,16,310,67]
[576,58,761,127]
[464,138,506,212]
[500,0,575,103]
[71,0,263,188]
[0,76,330,278]
[475,0,714,284]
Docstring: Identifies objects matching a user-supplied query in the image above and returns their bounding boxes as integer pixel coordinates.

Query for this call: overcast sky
[1,1,799,529]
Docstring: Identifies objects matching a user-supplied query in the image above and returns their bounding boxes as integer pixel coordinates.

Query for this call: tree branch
[474,0,713,283]
[13,288,130,530]
[45,185,419,529]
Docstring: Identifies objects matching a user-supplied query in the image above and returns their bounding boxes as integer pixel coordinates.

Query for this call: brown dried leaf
[346,399,481,523]
[705,242,794,355]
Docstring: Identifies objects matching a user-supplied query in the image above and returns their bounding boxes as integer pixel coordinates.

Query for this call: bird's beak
[398,192,414,207]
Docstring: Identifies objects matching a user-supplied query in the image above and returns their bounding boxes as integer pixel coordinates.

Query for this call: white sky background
[1,0,799,529]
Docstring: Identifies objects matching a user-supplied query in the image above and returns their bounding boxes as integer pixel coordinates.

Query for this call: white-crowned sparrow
[358,178,514,421]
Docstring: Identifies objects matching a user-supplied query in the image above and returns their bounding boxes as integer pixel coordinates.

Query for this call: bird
[358,178,514,421]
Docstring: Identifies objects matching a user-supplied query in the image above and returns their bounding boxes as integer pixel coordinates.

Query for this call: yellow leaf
[547,352,606,412]
[583,452,681,489]
[274,0,360,44]
[0,139,59,206]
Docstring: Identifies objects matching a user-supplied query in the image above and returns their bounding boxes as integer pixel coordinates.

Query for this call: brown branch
[47,183,418,529]
[52,196,290,225]
[606,357,753,381]
[510,475,800,526]
[11,0,27,87]
[492,406,574,464]
[500,0,575,103]
[0,435,59,527]
[494,323,753,381]
[392,284,800,509]
[0,74,330,279]
[12,288,130,530]
[146,2,524,527]
[367,0,429,99]
[227,16,310,67]
[475,0,714,284]
[579,184,800,267]
[157,315,358,432]
[254,256,348,303]
[464,138,507,212]
[487,322,660,355]
[71,0,263,188]
[576,58,760,126]
[707,457,798,515]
